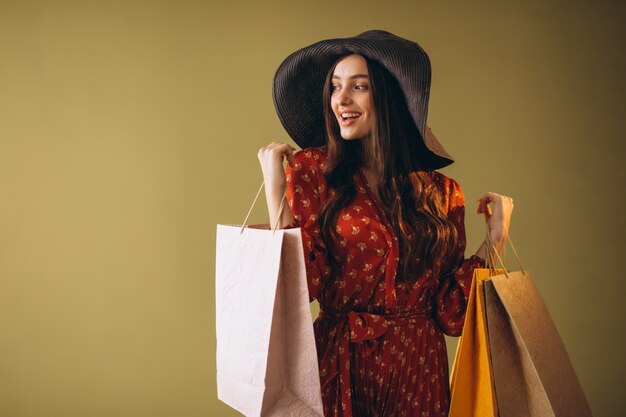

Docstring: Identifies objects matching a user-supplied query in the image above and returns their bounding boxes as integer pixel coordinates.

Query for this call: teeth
[341,112,362,118]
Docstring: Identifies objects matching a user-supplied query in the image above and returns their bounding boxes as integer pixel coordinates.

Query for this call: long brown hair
[318,54,462,281]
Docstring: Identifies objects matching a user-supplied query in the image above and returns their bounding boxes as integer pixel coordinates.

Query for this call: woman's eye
[355,84,369,90]
[331,84,340,92]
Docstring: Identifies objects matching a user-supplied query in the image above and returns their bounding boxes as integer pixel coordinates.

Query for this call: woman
[258,30,513,417]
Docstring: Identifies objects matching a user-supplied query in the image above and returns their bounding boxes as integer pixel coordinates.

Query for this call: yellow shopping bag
[449,268,504,417]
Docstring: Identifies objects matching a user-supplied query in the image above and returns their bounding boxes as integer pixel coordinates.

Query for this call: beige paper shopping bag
[215,182,323,417]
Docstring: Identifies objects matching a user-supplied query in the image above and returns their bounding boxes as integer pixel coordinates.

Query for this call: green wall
[0,1,623,416]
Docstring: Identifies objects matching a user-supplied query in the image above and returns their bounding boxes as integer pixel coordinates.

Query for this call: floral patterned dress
[284,147,485,417]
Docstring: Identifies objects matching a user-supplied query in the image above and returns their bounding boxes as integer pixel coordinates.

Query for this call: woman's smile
[339,111,363,126]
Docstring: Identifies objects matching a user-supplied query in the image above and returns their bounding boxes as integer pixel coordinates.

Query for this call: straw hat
[272,30,454,169]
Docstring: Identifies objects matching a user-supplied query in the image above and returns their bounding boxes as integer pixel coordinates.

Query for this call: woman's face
[330,54,374,141]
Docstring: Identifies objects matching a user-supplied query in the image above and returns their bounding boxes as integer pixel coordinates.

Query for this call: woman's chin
[340,133,366,141]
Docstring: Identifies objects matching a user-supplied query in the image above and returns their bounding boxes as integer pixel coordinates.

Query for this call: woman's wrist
[264,183,295,229]
[489,227,508,253]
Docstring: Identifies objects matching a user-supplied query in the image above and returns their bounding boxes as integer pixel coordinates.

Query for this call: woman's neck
[360,166,378,187]
[361,160,378,174]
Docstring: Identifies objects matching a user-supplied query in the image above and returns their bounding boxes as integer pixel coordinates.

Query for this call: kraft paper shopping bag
[484,277,554,417]
[215,220,323,416]
[486,270,593,417]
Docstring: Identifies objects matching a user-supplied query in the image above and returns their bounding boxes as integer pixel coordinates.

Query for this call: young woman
[258,30,513,417]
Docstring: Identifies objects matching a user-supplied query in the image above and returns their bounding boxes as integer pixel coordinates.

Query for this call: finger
[476,197,490,214]
[476,200,484,214]
[265,143,288,157]
[477,199,492,215]
[476,199,484,214]
[480,204,492,223]
[276,143,292,153]
[482,192,499,204]
[285,147,296,167]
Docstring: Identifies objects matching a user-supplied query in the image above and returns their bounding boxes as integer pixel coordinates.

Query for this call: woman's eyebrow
[332,74,369,80]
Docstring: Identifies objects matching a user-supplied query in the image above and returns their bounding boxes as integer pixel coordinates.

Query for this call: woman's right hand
[257,142,297,191]
[257,142,297,229]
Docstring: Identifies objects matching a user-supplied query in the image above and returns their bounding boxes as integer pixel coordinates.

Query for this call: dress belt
[315,305,434,401]
[319,306,433,343]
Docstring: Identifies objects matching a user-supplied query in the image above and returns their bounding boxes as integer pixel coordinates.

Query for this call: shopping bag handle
[484,230,526,278]
[239,180,287,234]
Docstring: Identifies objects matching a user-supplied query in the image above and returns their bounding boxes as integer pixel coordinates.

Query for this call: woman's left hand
[476,192,514,252]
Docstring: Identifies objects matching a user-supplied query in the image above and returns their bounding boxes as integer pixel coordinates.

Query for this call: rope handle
[239,180,287,235]
[484,229,526,278]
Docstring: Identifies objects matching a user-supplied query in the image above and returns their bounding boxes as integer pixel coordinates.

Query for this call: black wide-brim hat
[272,30,454,170]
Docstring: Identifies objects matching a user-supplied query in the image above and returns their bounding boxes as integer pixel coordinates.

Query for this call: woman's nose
[337,89,352,105]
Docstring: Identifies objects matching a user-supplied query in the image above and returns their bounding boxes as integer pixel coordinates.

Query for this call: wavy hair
[318,54,462,281]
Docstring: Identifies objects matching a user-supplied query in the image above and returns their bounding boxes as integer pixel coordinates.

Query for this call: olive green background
[0,1,623,416]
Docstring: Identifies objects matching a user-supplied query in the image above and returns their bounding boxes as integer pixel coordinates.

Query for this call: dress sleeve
[433,177,486,336]
[283,148,332,301]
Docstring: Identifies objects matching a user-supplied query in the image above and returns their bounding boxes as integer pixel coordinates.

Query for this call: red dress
[284,147,485,417]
